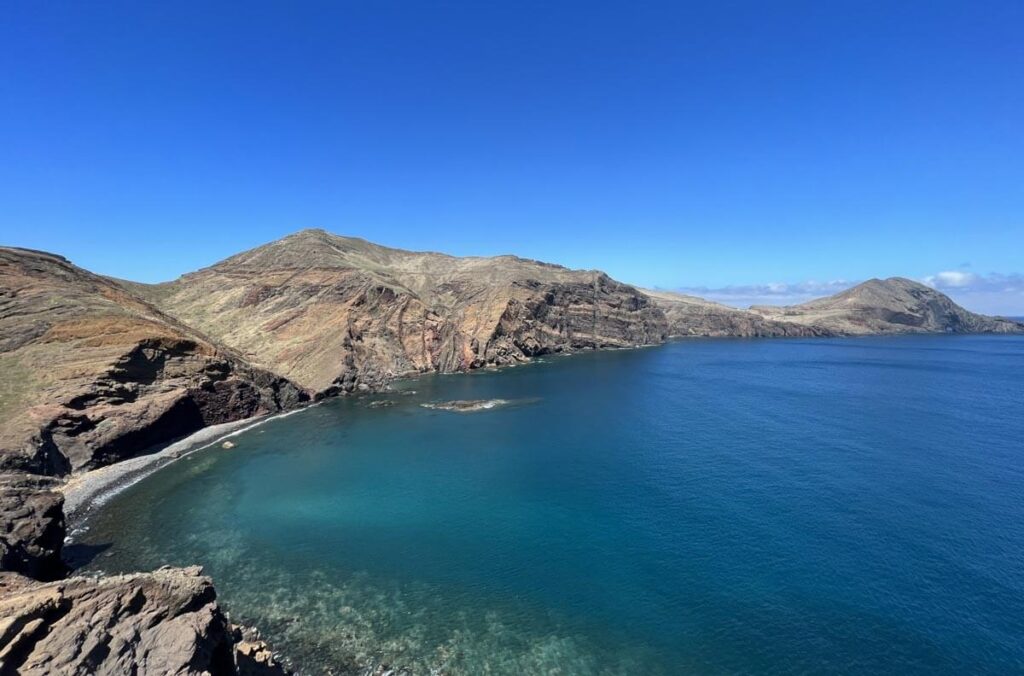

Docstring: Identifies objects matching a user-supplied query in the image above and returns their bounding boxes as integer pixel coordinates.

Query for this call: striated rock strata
[0,247,309,476]
[135,229,668,394]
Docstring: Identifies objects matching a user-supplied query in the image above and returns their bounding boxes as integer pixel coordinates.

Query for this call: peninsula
[1,230,1021,673]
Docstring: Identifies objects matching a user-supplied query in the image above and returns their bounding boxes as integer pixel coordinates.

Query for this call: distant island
[1,229,1021,674]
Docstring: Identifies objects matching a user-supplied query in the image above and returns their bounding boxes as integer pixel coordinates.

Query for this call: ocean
[73,335,1024,674]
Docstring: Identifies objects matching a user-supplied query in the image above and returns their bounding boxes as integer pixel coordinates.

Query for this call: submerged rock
[421,399,510,412]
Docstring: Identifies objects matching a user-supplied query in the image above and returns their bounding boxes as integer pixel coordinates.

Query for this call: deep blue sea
[75,335,1024,674]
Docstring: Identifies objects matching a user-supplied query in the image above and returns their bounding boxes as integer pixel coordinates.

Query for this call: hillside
[750,277,1023,335]
[643,289,831,338]
[141,229,669,393]
[0,247,307,475]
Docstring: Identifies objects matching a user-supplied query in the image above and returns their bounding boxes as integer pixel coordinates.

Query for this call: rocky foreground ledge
[0,474,291,675]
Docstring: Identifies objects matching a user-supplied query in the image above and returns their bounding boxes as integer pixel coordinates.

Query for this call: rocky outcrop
[749,277,1024,335]
[0,247,310,476]
[643,289,833,338]
[137,229,668,394]
[0,567,290,675]
[0,473,290,675]
[0,473,65,582]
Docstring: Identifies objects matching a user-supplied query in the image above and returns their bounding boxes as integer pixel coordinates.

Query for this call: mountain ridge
[138,229,668,393]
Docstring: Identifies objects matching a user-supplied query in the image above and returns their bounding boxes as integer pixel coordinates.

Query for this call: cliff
[0,247,309,476]
[137,229,668,394]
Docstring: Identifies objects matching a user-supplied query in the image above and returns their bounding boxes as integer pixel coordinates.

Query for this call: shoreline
[61,405,316,530]
[58,331,984,530]
[52,335,871,530]
[57,346,618,533]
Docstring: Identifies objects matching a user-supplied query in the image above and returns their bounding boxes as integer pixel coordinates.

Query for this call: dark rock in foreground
[0,473,65,582]
[0,567,290,675]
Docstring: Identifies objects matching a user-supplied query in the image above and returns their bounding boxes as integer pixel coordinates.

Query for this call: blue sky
[2,1,1022,312]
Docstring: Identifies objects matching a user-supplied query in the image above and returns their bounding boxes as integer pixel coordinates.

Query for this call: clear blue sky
[2,2,1022,311]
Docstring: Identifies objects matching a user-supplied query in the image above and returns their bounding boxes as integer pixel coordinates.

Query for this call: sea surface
[74,335,1024,674]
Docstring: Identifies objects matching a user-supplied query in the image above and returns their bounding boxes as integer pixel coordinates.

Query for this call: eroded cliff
[138,229,668,394]
[0,247,309,476]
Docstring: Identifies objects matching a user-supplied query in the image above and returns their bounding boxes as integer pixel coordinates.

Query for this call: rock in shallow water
[421,399,510,412]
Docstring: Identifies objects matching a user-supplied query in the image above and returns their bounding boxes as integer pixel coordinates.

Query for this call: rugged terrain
[136,229,668,393]
[749,277,1023,335]
[0,566,288,675]
[0,247,309,476]
[0,248,301,673]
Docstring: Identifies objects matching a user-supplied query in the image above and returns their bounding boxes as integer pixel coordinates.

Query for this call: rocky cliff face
[643,289,833,338]
[749,277,1024,335]
[139,229,668,394]
[0,247,309,476]
[0,473,66,582]
[0,567,290,675]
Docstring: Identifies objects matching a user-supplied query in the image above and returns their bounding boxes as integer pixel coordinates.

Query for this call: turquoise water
[75,336,1024,674]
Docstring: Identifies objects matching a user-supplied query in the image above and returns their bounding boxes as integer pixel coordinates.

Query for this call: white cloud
[920,271,1024,316]
[923,270,977,288]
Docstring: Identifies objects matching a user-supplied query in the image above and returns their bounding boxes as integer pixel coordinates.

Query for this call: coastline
[58,346,632,531]
[61,405,316,528]
[58,331,1001,531]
